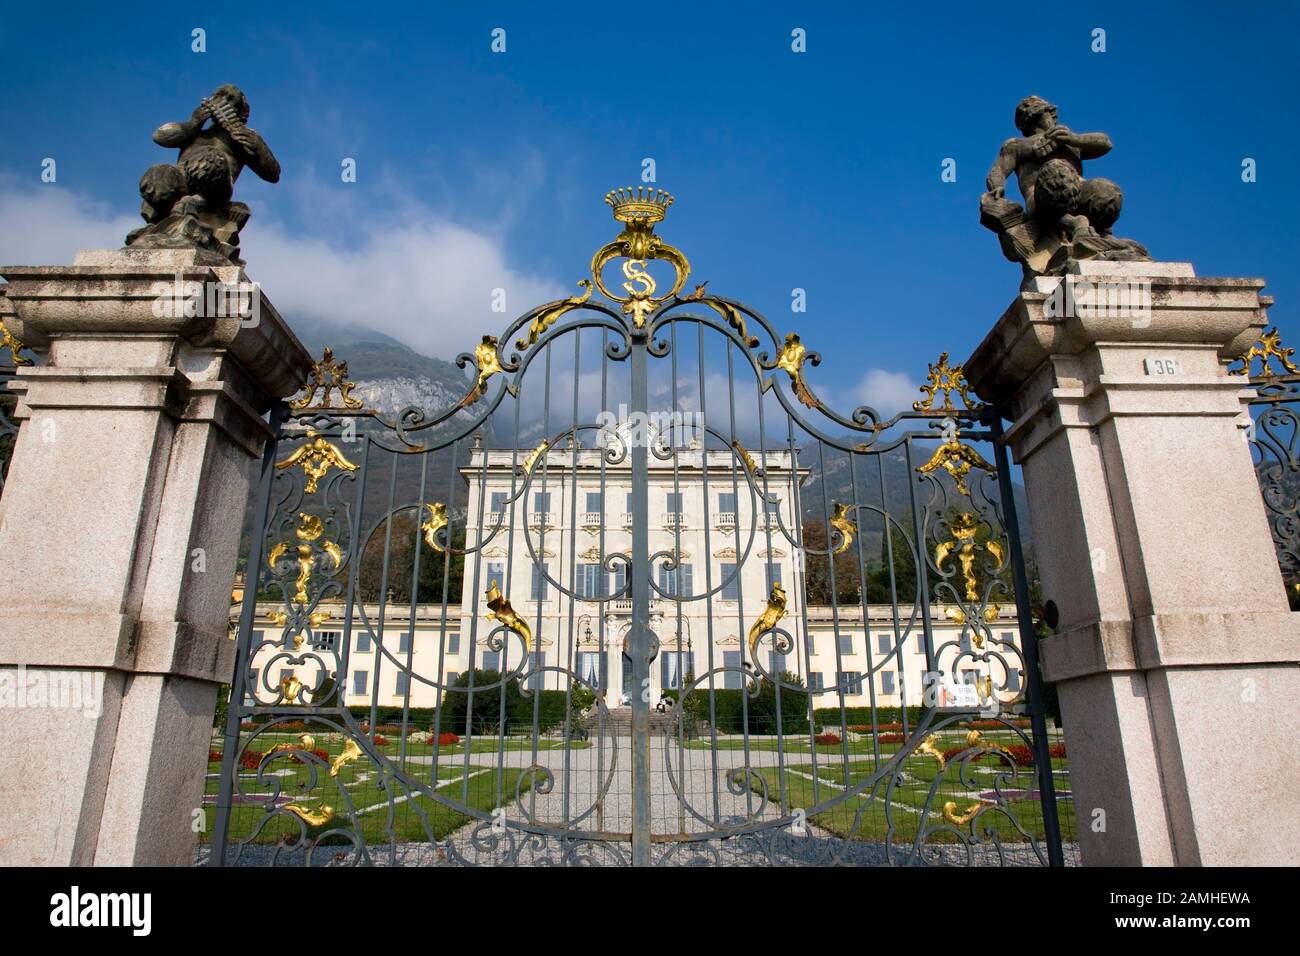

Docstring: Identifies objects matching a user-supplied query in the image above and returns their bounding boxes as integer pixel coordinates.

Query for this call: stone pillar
[0,248,310,865]
[965,261,1300,865]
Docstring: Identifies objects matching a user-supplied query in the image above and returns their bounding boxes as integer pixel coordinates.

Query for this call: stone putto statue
[125,84,280,263]
[980,95,1148,283]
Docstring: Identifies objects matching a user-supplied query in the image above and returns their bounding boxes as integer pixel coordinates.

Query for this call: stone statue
[125,84,280,263]
[980,95,1148,283]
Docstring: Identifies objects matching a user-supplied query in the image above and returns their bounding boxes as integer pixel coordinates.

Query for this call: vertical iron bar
[629,327,652,866]
[210,401,286,865]
[990,414,1065,867]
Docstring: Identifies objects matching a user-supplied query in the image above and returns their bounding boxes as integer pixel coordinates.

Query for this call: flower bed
[814,732,841,745]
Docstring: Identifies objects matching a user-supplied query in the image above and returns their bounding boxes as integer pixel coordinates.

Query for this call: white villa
[241,444,1023,711]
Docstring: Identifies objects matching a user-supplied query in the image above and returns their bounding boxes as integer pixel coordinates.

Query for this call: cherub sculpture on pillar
[125,84,280,263]
[980,95,1148,284]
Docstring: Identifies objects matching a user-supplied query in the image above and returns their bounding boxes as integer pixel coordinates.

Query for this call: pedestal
[0,248,310,865]
[965,261,1300,865]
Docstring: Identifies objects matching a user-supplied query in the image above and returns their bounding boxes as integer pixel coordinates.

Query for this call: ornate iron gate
[210,189,1071,866]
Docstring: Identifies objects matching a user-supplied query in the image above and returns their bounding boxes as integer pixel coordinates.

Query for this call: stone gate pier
[0,248,309,864]
[965,261,1300,865]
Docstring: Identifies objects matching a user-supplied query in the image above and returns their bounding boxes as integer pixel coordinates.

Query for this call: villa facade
[242,444,1023,712]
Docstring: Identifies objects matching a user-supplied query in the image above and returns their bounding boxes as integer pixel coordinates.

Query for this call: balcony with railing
[663,511,686,530]
[528,511,555,529]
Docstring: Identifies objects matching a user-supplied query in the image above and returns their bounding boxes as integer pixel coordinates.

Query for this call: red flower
[814,732,841,745]
[438,732,460,746]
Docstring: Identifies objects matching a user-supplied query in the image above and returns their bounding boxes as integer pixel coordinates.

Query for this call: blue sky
[2,0,1296,410]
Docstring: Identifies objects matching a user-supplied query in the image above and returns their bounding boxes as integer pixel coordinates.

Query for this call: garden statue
[125,84,280,263]
[980,95,1149,284]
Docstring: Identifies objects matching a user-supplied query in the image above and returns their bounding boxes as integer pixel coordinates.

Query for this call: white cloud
[849,367,919,416]
[0,171,566,360]
[0,175,139,265]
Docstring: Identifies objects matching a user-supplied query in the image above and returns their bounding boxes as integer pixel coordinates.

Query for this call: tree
[442,669,523,735]
[801,518,862,604]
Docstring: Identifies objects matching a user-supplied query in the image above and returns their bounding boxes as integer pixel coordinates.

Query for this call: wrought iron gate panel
[211,189,1072,866]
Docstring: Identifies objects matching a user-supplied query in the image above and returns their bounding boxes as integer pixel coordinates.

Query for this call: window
[658,563,693,597]
[1007,669,1022,691]
[481,650,500,672]
[768,651,786,675]
[666,492,682,514]
[837,633,854,654]
[279,667,294,689]
[527,652,546,691]
[352,670,368,695]
[660,651,694,690]
[765,562,783,591]
[576,563,606,599]
[311,631,338,651]
[395,673,409,695]
[805,635,815,655]
[766,498,780,514]
[531,564,550,600]
[723,651,743,690]
[490,491,508,514]
[586,492,603,512]
[960,631,972,653]
[877,634,890,655]
[1001,630,1015,644]
[397,633,411,654]
[718,492,737,513]
[626,492,634,512]
[837,671,864,693]
[356,633,372,653]
[447,671,459,685]
[281,628,295,649]
[487,562,505,587]
[613,562,627,597]
[577,651,605,689]
[808,672,825,691]
[881,670,896,694]
[720,562,739,601]
[534,491,552,513]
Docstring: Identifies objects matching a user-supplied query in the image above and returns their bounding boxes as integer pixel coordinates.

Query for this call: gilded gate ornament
[915,734,946,770]
[460,335,507,407]
[486,579,533,651]
[329,738,361,777]
[916,432,996,496]
[520,439,549,476]
[516,282,594,350]
[591,187,690,328]
[934,512,1004,603]
[913,352,982,412]
[775,333,819,408]
[731,439,761,477]
[747,582,787,657]
[290,347,364,411]
[942,801,986,826]
[275,431,359,494]
[421,502,449,552]
[682,282,760,348]
[0,320,32,366]
[830,502,857,555]
[282,802,335,826]
[268,512,342,604]
[1227,326,1299,379]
